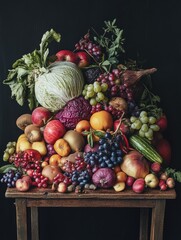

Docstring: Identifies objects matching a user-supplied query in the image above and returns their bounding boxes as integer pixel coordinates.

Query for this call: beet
[92,168,116,188]
[55,96,91,129]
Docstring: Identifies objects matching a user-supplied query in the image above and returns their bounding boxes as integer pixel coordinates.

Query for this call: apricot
[49,154,62,166]
[75,120,91,134]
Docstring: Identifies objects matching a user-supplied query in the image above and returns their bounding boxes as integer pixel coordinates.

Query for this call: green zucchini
[129,134,163,164]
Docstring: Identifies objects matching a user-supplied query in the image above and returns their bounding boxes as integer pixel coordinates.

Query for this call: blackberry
[83,67,102,84]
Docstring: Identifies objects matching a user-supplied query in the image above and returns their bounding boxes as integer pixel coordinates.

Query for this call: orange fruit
[116,171,127,183]
[90,110,113,131]
[49,154,62,166]
[75,120,91,134]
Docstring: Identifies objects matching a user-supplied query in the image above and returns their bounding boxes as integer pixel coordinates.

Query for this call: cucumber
[129,134,163,164]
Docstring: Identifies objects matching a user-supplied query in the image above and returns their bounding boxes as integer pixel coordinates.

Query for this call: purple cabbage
[55,96,91,129]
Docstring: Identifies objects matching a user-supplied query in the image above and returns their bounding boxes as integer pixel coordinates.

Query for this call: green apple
[145,173,159,188]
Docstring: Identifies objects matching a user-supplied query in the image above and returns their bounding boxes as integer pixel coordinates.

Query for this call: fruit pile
[1,19,181,193]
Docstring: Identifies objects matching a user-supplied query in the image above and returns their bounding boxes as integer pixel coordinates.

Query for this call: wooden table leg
[139,208,149,240]
[31,207,39,240]
[150,200,166,240]
[15,199,27,240]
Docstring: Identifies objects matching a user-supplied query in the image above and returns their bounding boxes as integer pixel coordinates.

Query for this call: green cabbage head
[35,61,84,112]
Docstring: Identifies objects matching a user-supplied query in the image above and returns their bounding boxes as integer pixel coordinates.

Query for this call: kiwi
[24,124,42,143]
[16,114,32,130]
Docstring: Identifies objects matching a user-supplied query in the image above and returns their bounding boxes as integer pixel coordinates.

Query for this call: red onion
[92,168,116,188]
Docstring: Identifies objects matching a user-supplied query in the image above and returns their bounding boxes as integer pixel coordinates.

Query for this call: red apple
[75,51,90,68]
[159,179,168,191]
[145,173,159,188]
[56,50,77,63]
[113,119,130,135]
[22,175,32,185]
[151,162,161,173]
[132,178,145,193]
[15,178,31,192]
[57,182,67,193]
[32,107,52,127]
[159,179,166,187]
[126,176,135,187]
[121,150,149,179]
[166,177,175,189]
[156,115,167,132]
[155,138,171,165]
[26,169,34,178]
[43,119,66,145]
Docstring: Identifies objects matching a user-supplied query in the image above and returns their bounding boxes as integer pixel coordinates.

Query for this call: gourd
[129,134,163,164]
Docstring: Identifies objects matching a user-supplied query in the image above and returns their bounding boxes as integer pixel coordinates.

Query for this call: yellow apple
[32,140,47,156]
[113,182,126,192]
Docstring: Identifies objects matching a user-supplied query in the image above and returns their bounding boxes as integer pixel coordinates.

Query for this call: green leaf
[3,29,62,110]
[93,130,105,138]
[39,29,61,66]
[87,134,94,148]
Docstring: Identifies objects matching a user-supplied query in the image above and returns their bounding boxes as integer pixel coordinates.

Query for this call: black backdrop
[0,1,181,239]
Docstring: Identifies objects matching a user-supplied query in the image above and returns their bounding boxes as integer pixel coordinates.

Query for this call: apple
[75,51,90,68]
[121,150,149,179]
[43,119,66,145]
[22,175,32,185]
[32,140,47,156]
[150,162,161,173]
[126,176,135,187]
[57,182,67,193]
[160,172,168,181]
[156,115,167,132]
[26,169,34,178]
[32,107,52,127]
[166,177,175,189]
[145,173,159,188]
[113,119,130,135]
[155,138,171,165]
[15,178,31,192]
[132,178,145,193]
[113,182,126,192]
[56,50,77,63]
[159,179,166,188]
[159,180,168,191]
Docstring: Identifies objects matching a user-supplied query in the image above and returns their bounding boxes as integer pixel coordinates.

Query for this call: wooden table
[5,187,176,240]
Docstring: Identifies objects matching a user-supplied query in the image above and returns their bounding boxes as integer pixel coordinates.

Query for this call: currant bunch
[75,32,102,61]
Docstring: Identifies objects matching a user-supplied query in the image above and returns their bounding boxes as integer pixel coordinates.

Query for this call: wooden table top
[5,187,176,200]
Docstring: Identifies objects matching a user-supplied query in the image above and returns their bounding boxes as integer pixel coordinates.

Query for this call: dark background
[0,0,181,239]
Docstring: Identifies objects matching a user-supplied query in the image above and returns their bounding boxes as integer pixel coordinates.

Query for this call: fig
[24,124,42,143]
[109,97,127,112]
[16,114,32,130]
